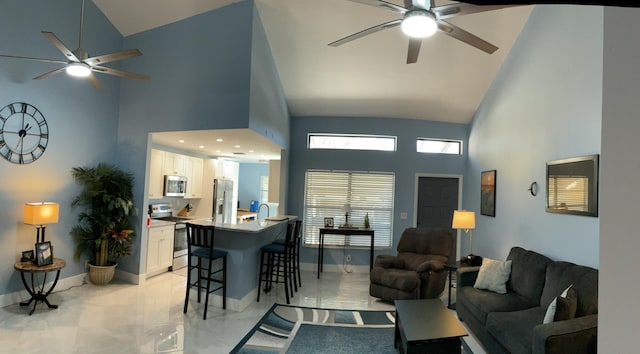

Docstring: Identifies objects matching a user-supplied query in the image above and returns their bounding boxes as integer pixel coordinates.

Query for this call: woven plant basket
[87,263,117,285]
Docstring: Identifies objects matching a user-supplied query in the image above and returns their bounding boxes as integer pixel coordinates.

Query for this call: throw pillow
[473,258,512,294]
[543,285,578,324]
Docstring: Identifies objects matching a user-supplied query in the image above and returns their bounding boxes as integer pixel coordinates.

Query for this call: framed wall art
[481,170,496,217]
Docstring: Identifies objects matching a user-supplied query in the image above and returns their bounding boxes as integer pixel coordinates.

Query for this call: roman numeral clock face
[0,102,49,164]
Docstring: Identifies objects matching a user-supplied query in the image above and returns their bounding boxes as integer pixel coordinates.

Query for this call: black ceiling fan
[0,0,148,88]
[329,0,517,64]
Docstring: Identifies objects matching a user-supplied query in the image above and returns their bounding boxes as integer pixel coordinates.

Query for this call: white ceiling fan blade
[84,49,142,66]
[87,73,101,89]
[41,31,80,62]
[91,65,150,80]
[329,19,402,47]
[0,54,66,64]
[437,21,498,54]
[433,3,520,21]
[348,0,408,14]
[33,67,66,80]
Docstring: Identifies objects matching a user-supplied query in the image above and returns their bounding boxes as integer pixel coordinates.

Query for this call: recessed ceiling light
[234,145,241,148]
[179,140,185,143]
[249,150,254,153]
[216,150,221,153]
[216,139,223,142]
[199,145,205,149]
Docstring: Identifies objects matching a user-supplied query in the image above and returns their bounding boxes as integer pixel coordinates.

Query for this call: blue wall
[238,163,269,209]
[465,5,602,268]
[288,116,469,267]
[0,0,123,293]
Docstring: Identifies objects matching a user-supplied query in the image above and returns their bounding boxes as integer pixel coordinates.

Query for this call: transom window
[416,138,462,155]
[303,170,394,248]
[308,134,397,152]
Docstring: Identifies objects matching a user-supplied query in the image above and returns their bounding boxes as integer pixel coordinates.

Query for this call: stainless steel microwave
[164,175,187,197]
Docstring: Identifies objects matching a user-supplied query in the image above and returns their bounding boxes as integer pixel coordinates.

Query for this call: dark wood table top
[14,258,66,272]
[395,299,467,342]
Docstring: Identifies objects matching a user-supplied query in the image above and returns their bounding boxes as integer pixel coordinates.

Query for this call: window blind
[303,170,394,248]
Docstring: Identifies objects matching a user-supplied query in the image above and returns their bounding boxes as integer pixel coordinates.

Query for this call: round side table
[14,258,66,315]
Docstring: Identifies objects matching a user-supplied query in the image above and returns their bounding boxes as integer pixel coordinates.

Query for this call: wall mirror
[546,154,599,217]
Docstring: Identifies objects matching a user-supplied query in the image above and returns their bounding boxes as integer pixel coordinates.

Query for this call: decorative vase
[87,263,117,285]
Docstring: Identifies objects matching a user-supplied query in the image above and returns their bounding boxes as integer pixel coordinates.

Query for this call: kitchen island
[184,216,297,311]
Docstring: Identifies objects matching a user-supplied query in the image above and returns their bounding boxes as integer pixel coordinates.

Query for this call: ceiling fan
[0,0,148,88]
[329,0,517,64]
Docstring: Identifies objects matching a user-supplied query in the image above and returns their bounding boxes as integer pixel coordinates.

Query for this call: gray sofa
[456,247,598,354]
[370,228,453,301]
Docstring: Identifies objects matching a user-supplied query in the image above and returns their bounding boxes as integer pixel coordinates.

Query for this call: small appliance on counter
[177,203,193,217]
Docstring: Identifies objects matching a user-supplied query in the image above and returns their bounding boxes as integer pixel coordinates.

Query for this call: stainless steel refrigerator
[213,178,234,224]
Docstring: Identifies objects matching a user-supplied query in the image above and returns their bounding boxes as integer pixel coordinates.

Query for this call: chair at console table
[14,258,66,315]
[317,227,374,278]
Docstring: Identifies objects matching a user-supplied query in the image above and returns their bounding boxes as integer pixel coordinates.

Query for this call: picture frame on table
[35,241,53,266]
[21,250,34,262]
[324,217,334,228]
[481,170,497,217]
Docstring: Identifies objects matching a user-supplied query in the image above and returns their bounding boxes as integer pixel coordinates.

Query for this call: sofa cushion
[474,258,512,294]
[543,285,578,324]
[399,253,448,271]
[370,267,419,292]
[396,228,453,257]
[506,247,553,303]
[486,306,547,354]
[540,261,598,317]
[458,286,538,325]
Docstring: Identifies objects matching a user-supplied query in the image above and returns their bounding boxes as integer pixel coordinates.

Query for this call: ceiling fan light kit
[66,63,91,77]
[401,10,436,38]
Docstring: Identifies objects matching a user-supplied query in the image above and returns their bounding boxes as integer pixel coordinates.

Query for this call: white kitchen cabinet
[146,225,174,277]
[184,156,204,198]
[163,152,186,176]
[148,149,165,199]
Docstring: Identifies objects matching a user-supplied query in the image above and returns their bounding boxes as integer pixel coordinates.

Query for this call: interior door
[416,176,460,262]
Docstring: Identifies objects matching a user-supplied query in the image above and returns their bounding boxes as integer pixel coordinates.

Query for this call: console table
[14,258,66,315]
[395,299,468,354]
[317,227,374,278]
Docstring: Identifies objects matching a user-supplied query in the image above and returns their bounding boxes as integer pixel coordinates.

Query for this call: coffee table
[394,298,468,354]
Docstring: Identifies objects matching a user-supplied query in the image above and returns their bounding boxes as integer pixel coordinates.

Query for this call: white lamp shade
[342,204,353,214]
[452,210,475,230]
[24,202,59,225]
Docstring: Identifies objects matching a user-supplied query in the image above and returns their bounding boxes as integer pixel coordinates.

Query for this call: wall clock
[0,102,49,164]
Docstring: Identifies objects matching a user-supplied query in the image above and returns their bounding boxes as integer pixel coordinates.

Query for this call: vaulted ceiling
[94,0,533,125]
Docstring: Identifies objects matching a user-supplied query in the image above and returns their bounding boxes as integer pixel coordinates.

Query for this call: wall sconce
[528,181,538,196]
[452,210,476,260]
[24,202,59,243]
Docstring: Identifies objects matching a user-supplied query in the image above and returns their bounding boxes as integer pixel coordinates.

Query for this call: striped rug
[230,304,397,353]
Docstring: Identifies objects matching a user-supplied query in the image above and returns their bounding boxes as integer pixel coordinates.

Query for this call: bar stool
[273,220,303,291]
[257,222,294,304]
[184,222,227,320]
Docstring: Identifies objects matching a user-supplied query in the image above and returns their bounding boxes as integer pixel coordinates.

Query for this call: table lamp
[452,210,476,262]
[342,204,353,228]
[24,202,59,243]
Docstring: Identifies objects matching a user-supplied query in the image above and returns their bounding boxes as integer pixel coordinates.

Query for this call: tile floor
[0,269,485,353]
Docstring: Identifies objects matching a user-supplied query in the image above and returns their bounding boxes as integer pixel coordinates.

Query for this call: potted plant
[70,163,136,285]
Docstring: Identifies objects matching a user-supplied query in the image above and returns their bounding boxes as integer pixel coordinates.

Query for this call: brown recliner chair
[370,228,453,301]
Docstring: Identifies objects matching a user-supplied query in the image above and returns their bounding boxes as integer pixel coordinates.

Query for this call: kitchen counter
[186,215,296,233]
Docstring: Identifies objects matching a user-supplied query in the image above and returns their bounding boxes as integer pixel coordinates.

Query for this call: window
[416,138,462,155]
[303,170,394,248]
[308,134,396,151]
[260,176,269,204]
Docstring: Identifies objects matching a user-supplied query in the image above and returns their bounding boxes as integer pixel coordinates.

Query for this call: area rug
[230,304,397,353]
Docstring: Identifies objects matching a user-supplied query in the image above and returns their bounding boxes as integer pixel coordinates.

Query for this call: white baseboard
[0,273,86,308]
[185,287,257,312]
